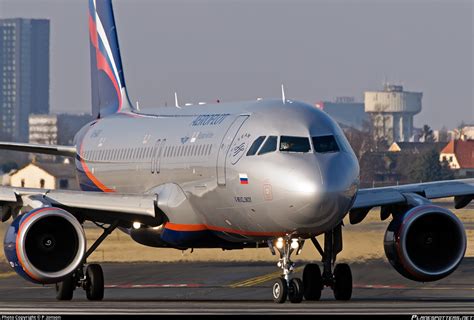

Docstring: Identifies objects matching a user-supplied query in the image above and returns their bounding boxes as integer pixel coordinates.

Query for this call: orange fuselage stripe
[79,127,115,193]
[163,222,286,237]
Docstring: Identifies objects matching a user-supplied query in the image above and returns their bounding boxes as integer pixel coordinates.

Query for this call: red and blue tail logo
[89,0,133,117]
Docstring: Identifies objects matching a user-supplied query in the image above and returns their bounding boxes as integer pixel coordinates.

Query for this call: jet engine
[384,204,466,282]
[3,207,86,284]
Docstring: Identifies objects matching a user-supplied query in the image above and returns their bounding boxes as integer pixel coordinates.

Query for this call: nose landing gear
[269,236,304,303]
[270,225,353,303]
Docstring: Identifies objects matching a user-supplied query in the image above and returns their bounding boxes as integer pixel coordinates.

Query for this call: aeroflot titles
[190,114,230,126]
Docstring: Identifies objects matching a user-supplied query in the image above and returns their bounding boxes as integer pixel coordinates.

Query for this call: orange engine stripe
[16,207,57,282]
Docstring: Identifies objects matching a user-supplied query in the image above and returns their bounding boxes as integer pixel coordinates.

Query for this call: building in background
[29,114,57,145]
[0,18,49,142]
[439,139,474,178]
[9,162,78,190]
[29,113,93,146]
[315,97,369,131]
[458,125,474,140]
[388,141,445,154]
[365,84,422,144]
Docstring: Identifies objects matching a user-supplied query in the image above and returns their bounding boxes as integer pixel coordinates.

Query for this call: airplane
[0,0,473,304]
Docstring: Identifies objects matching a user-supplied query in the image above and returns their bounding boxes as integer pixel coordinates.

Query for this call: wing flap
[0,187,163,227]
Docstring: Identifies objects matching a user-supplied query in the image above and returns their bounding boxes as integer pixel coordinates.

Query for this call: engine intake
[4,207,86,284]
[384,205,466,282]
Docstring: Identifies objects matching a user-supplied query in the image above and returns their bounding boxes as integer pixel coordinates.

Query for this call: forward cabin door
[216,115,249,185]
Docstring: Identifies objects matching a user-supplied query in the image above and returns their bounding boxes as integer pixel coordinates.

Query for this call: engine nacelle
[3,207,86,284]
[384,204,466,282]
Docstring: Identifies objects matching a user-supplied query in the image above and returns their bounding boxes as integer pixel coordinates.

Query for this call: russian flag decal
[239,173,249,185]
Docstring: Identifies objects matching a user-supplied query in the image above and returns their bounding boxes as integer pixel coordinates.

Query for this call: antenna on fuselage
[135,101,140,111]
[281,84,286,104]
[174,92,181,109]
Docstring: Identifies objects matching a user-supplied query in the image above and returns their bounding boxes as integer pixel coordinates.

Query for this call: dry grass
[0,200,472,264]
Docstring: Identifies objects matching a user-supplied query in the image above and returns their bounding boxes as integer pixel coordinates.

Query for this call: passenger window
[246,136,266,156]
[312,135,340,153]
[258,136,277,155]
[280,136,311,153]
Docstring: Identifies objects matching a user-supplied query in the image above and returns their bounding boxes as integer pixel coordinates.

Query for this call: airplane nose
[317,152,359,195]
[282,152,358,232]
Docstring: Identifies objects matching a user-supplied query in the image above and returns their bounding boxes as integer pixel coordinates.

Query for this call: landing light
[276,238,284,249]
[290,239,299,250]
[295,181,316,194]
[132,222,141,230]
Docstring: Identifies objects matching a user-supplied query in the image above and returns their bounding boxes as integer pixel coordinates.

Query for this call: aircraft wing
[0,142,76,157]
[0,187,163,227]
[349,178,474,225]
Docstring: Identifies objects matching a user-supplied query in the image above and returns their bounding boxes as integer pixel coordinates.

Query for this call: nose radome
[317,152,358,194]
[286,152,358,232]
[284,156,323,196]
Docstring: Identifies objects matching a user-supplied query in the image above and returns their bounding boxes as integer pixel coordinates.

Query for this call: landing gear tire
[333,263,352,301]
[288,278,304,303]
[86,264,104,301]
[55,274,75,301]
[272,277,288,304]
[303,263,322,301]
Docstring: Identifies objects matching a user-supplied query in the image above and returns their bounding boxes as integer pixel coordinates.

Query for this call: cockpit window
[280,136,311,153]
[258,136,278,155]
[246,136,266,156]
[312,135,340,153]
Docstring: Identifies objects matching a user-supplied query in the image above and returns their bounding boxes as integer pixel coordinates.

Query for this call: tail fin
[88,0,134,117]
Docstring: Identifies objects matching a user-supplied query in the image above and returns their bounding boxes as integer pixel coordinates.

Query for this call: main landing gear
[55,221,119,301]
[303,225,352,301]
[270,225,353,303]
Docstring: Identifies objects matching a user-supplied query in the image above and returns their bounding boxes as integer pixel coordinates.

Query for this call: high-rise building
[0,18,49,142]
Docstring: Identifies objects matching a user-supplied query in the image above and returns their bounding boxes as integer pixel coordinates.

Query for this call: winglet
[281,84,286,104]
[174,92,181,109]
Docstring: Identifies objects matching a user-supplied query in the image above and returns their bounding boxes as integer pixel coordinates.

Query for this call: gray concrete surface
[0,259,472,314]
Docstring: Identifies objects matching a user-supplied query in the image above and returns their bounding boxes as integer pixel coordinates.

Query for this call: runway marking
[105,284,203,289]
[355,284,406,289]
[228,267,304,288]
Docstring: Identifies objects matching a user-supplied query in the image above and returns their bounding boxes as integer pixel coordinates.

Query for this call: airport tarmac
[0,258,473,315]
